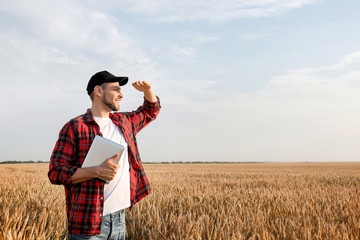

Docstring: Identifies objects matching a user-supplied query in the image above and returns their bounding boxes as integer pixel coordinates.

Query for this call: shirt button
[100,197,104,200]
[100,214,102,217]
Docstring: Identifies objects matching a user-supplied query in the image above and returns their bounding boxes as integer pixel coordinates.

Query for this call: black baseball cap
[86,70,128,95]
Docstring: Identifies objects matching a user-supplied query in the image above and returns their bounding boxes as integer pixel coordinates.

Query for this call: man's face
[101,82,123,111]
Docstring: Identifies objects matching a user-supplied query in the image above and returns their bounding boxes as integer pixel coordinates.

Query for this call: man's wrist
[94,165,101,178]
[143,89,157,102]
[143,89,153,95]
[71,166,99,184]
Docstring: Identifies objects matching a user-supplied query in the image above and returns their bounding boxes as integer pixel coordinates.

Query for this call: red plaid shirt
[48,97,161,235]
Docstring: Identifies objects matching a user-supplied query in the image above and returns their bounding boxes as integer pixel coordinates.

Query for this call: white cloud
[343,51,360,64]
[227,51,360,161]
[161,50,360,162]
[0,0,166,99]
[178,47,197,57]
[307,51,360,72]
[96,0,321,23]
[0,0,168,161]
[254,50,360,117]
[238,33,267,40]
[178,32,222,43]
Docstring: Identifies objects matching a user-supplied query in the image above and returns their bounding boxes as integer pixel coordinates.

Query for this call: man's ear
[94,86,102,97]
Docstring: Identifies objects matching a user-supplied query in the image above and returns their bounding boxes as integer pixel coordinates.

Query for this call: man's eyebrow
[110,86,121,90]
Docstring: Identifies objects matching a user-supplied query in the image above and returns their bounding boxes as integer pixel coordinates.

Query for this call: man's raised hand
[132,81,152,92]
[132,81,157,102]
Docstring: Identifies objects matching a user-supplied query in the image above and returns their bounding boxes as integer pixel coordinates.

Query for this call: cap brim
[112,76,128,86]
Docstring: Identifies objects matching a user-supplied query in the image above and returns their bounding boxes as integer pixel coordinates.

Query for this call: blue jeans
[68,210,126,240]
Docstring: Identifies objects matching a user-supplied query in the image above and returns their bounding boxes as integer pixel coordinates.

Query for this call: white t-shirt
[93,116,131,215]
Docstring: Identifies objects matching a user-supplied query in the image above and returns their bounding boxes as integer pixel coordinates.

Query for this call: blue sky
[1,0,360,162]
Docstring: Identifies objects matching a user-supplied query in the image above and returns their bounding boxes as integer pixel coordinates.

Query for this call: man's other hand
[97,154,120,181]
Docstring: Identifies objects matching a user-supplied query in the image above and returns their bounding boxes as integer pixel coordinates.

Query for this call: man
[48,70,161,239]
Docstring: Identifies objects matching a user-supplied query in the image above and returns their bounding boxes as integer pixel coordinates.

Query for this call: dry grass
[0,164,66,239]
[0,162,359,239]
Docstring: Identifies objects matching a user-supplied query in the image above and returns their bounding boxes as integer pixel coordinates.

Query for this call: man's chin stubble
[102,97,119,111]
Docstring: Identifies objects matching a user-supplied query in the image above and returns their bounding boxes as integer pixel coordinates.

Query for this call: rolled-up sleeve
[127,96,161,134]
[48,122,78,186]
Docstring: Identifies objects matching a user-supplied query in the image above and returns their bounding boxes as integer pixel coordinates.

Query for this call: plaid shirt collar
[83,108,120,124]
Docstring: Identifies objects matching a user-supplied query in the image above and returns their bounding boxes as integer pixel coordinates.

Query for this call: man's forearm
[143,89,157,103]
[71,167,99,184]
[70,155,120,184]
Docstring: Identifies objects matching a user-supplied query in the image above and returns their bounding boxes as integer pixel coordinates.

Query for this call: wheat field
[0,162,359,239]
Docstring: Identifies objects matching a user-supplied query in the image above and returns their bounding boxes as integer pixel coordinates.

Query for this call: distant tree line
[144,161,257,164]
[1,160,258,164]
[0,160,49,164]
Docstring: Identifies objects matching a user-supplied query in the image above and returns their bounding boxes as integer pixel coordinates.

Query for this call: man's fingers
[105,153,119,162]
[107,155,120,170]
[101,154,120,172]
[132,81,149,87]
[98,156,121,181]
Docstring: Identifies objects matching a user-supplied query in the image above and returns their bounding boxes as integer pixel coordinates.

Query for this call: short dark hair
[89,83,108,101]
